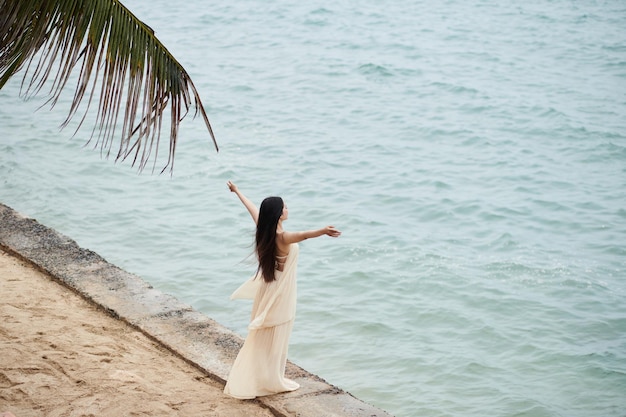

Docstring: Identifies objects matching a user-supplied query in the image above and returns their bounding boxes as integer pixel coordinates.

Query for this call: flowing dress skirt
[223,320,299,399]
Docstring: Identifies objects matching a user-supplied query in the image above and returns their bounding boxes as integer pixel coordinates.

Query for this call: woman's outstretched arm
[280,226,341,245]
[227,181,259,224]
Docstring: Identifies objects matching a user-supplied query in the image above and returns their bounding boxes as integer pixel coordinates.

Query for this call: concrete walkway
[0,203,392,417]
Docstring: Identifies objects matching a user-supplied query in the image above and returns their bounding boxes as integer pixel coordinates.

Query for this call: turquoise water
[1,1,626,415]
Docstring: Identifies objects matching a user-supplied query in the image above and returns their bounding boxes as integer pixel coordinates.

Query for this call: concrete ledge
[0,203,392,417]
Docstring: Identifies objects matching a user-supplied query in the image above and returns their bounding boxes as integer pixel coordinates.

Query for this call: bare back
[276,232,290,271]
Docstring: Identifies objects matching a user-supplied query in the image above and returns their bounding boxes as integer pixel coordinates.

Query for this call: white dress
[223,243,300,399]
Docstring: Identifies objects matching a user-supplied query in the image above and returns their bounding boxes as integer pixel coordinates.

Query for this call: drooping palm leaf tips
[0,0,218,173]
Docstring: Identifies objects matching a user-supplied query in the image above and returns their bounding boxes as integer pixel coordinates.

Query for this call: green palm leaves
[0,0,218,172]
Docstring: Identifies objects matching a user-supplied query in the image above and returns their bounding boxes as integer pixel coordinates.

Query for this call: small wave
[229,85,254,92]
[303,18,330,27]
[309,7,332,15]
[357,63,393,78]
[602,43,626,53]
[429,81,479,95]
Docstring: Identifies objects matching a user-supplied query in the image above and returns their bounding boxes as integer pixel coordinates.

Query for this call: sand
[0,249,274,417]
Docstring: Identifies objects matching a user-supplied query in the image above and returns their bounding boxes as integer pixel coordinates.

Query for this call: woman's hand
[325,226,342,237]
[227,181,238,193]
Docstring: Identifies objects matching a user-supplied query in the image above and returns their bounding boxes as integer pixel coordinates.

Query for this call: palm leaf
[0,0,218,173]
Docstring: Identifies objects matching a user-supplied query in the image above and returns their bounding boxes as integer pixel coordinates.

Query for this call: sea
[1,1,625,416]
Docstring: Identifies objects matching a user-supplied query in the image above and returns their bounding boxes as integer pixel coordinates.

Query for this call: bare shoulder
[276,231,291,252]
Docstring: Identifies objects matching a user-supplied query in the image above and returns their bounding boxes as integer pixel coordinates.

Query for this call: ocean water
[1,1,625,416]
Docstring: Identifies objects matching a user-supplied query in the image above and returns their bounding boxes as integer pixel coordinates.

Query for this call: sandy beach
[0,249,273,417]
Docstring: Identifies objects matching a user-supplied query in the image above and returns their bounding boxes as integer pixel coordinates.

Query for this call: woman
[224,181,341,399]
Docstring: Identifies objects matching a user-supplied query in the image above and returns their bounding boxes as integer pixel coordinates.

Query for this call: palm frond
[0,0,218,173]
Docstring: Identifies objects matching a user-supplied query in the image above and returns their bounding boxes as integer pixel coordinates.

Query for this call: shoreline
[0,202,391,416]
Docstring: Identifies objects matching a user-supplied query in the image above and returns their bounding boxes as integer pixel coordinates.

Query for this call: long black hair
[256,196,284,283]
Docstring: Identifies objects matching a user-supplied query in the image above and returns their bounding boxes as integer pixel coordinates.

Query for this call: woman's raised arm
[227,181,259,224]
[280,226,341,245]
